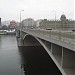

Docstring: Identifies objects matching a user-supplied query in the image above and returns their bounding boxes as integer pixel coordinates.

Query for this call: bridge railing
[50,30,75,44]
[22,29,75,44]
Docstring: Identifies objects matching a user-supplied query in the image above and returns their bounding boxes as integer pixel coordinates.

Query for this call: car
[31,27,33,29]
[72,29,75,32]
[46,28,52,30]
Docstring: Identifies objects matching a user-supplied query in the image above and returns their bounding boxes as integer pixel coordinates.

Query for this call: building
[1,20,10,26]
[22,18,36,28]
[10,20,17,26]
[39,14,75,30]
[35,19,43,28]
[8,20,17,29]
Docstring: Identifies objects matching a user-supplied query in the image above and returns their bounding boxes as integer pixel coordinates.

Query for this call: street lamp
[20,10,24,29]
[20,10,24,38]
[52,10,56,29]
[20,10,24,23]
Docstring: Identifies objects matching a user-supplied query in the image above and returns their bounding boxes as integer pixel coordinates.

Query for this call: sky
[0,0,74,21]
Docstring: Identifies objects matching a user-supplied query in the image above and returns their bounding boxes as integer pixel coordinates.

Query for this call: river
[0,35,62,75]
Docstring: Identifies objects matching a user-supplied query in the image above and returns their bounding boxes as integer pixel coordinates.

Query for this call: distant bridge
[16,28,75,75]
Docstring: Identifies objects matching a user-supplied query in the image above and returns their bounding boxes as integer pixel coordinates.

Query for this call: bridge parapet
[22,29,75,44]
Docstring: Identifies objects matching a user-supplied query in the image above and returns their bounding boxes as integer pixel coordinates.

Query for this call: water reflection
[19,46,62,75]
[0,35,22,75]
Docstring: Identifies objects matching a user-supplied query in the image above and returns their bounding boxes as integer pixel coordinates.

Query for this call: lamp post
[20,10,24,28]
[20,10,24,38]
[20,10,24,23]
[52,10,56,29]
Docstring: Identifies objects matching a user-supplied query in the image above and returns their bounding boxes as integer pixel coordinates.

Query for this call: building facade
[22,18,36,28]
[39,14,75,30]
[35,19,43,28]
[8,20,17,30]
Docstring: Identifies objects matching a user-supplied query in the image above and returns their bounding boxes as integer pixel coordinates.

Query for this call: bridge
[16,28,75,75]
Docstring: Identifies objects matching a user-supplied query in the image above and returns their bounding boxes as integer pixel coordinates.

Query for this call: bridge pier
[17,38,24,46]
[16,29,20,38]
[16,29,24,46]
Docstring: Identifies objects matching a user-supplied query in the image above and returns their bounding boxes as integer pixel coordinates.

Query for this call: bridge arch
[23,34,42,46]
[22,34,62,75]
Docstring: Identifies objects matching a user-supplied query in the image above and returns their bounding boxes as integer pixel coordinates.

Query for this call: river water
[0,35,62,75]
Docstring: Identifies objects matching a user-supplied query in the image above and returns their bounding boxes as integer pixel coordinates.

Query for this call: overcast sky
[0,0,74,21]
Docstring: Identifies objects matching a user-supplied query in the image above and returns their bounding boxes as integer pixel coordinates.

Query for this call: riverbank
[0,30,16,35]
